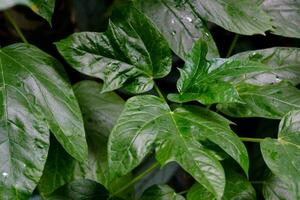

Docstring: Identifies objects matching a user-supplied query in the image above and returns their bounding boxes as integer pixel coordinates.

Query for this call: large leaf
[0,44,87,198]
[217,82,300,119]
[187,169,256,200]
[180,0,273,35]
[136,0,219,59]
[231,47,300,86]
[38,81,128,196]
[0,0,55,23]
[46,179,109,200]
[168,40,270,105]
[263,174,295,200]
[262,0,300,38]
[140,185,185,200]
[56,5,171,94]
[108,95,249,199]
[261,110,300,199]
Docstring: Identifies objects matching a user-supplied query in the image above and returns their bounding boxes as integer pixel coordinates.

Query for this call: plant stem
[109,162,160,198]
[251,181,265,184]
[240,137,264,143]
[226,34,239,57]
[154,82,166,102]
[4,10,29,45]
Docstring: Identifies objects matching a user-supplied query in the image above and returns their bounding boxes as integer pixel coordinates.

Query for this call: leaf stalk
[240,137,264,143]
[4,10,29,45]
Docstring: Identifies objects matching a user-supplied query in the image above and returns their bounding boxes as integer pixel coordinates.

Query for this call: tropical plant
[0,0,300,199]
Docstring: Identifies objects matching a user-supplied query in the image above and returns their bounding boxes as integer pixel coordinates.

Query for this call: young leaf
[187,170,256,200]
[261,110,300,198]
[47,179,109,200]
[262,0,300,38]
[38,81,129,196]
[135,0,219,59]
[168,40,270,105]
[180,0,273,35]
[140,185,185,200]
[263,174,296,200]
[56,5,171,93]
[217,82,300,119]
[0,44,87,198]
[108,95,249,199]
[0,0,56,24]
[230,47,300,86]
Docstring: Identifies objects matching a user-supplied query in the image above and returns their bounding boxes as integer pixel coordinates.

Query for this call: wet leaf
[0,44,87,199]
[56,4,171,94]
[108,95,249,199]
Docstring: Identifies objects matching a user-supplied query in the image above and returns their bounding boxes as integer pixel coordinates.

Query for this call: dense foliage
[0,0,300,199]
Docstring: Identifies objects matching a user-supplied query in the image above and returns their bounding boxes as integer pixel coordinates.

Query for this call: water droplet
[171,31,176,36]
[205,32,210,37]
[2,172,8,177]
[171,19,175,24]
[252,17,257,21]
[186,16,192,22]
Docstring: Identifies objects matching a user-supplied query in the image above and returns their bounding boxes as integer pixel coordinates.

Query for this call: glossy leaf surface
[168,40,270,105]
[187,170,256,200]
[140,185,184,200]
[263,174,296,200]
[108,95,249,199]
[47,179,109,200]
[218,82,300,119]
[0,44,87,199]
[136,0,219,59]
[261,110,300,198]
[38,81,128,196]
[0,0,55,23]
[231,47,300,86]
[262,0,300,38]
[181,0,273,35]
[56,5,171,93]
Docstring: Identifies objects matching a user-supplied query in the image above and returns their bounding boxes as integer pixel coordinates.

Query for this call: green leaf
[38,81,129,196]
[262,0,300,38]
[263,174,296,200]
[56,4,171,94]
[135,0,219,59]
[168,40,270,105]
[46,179,109,200]
[187,170,256,200]
[217,82,300,119]
[0,44,87,198]
[0,0,56,24]
[261,110,300,190]
[108,95,249,199]
[231,47,300,86]
[180,0,273,35]
[140,185,185,200]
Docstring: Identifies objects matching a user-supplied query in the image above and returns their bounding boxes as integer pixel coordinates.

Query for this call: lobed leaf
[108,95,249,199]
[56,4,171,94]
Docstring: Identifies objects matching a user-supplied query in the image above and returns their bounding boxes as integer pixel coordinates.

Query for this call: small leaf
[0,0,56,24]
[56,4,171,93]
[261,110,300,199]
[109,95,249,199]
[187,169,256,200]
[168,40,270,105]
[217,82,300,119]
[0,44,87,198]
[263,174,296,200]
[230,47,300,86]
[181,0,273,35]
[46,179,109,200]
[262,0,300,38]
[135,0,219,59]
[140,185,185,200]
[38,81,129,196]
